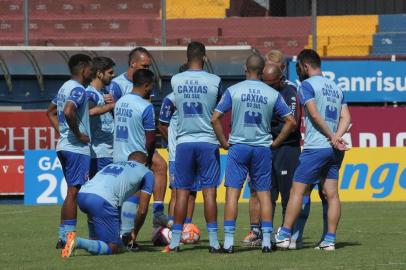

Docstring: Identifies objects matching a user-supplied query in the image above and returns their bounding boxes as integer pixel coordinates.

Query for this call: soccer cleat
[209,245,224,254]
[161,245,180,253]
[275,231,291,250]
[262,246,272,253]
[127,241,140,252]
[153,212,170,228]
[314,241,335,251]
[288,240,303,250]
[55,239,65,249]
[221,246,234,254]
[61,232,76,258]
[242,231,262,246]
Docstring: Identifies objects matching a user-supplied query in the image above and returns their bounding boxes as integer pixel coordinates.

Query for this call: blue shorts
[169,161,202,191]
[57,151,90,187]
[174,142,220,190]
[90,157,113,179]
[225,144,272,192]
[78,192,120,244]
[293,148,345,184]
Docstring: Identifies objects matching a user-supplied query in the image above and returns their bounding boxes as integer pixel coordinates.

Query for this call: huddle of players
[48,41,351,257]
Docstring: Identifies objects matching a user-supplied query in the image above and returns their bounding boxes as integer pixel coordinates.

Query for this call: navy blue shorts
[174,142,220,190]
[78,192,120,244]
[90,157,113,178]
[225,144,272,192]
[170,160,201,191]
[293,148,345,184]
[57,150,90,187]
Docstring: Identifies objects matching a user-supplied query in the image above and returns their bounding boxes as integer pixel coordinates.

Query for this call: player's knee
[151,158,167,175]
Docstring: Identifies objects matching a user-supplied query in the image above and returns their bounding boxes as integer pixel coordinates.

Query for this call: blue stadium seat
[372,14,406,55]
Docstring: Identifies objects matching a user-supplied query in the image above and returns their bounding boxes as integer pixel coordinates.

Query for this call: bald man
[212,54,296,253]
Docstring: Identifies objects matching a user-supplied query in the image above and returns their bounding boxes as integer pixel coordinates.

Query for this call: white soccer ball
[151,226,172,246]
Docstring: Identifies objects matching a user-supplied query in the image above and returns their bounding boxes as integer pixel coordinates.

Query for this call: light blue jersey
[111,73,133,99]
[79,161,154,208]
[86,85,114,158]
[172,70,222,145]
[54,79,90,155]
[300,75,346,149]
[216,79,292,147]
[113,93,155,162]
[159,93,177,161]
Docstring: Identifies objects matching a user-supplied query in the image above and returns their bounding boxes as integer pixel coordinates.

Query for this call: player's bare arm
[211,111,229,150]
[157,122,169,142]
[46,102,59,132]
[64,101,89,143]
[89,102,115,116]
[271,114,296,149]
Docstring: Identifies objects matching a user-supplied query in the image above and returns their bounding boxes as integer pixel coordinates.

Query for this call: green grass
[1,202,406,270]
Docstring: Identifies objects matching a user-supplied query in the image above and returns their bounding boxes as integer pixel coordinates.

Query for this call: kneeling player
[61,151,154,257]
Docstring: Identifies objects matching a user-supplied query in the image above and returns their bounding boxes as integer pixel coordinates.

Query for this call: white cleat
[314,241,335,251]
[288,240,303,250]
[275,232,291,249]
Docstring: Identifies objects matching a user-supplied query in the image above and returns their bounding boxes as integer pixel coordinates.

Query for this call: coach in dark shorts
[263,63,302,222]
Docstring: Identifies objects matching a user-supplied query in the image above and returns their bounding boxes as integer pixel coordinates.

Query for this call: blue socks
[58,224,65,241]
[63,219,77,233]
[77,237,112,255]
[279,227,292,238]
[261,221,273,248]
[207,222,220,249]
[291,195,310,242]
[120,195,139,235]
[169,224,182,249]
[324,232,336,243]
[223,220,236,249]
[250,223,261,234]
[184,217,193,224]
[153,201,164,216]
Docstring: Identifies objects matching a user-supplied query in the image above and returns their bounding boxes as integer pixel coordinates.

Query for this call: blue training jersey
[54,79,90,155]
[300,75,347,149]
[110,72,156,101]
[172,70,222,145]
[113,93,155,162]
[79,161,154,208]
[86,85,114,159]
[216,79,292,147]
[159,93,177,162]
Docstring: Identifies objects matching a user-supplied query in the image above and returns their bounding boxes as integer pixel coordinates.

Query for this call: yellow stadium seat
[326,45,370,56]
[167,0,229,19]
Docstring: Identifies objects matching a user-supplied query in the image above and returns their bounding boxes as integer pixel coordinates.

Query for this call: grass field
[1,202,406,270]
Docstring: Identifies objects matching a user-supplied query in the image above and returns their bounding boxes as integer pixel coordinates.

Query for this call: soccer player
[46,54,92,249]
[111,47,169,232]
[163,42,223,253]
[86,57,116,178]
[275,49,351,251]
[61,151,155,257]
[211,54,296,253]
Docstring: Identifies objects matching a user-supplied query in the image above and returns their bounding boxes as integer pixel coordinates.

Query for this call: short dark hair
[68,54,92,75]
[187,42,206,62]
[297,49,321,69]
[91,57,115,78]
[246,54,265,75]
[132,68,155,87]
[178,63,188,73]
[128,47,151,66]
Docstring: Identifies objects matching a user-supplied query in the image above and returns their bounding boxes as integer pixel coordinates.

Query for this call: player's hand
[220,142,230,150]
[271,141,279,149]
[331,137,350,151]
[78,133,90,143]
[103,94,114,104]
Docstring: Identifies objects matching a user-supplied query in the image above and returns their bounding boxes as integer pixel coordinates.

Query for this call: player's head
[68,54,92,84]
[262,63,283,90]
[187,42,206,66]
[128,47,152,70]
[245,54,265,78]
[132,68,155,99]
[128,151,147,164]
[91,57,116,86]
[296,49,321,82]
[265,50,285,71]
[178,63,188,73]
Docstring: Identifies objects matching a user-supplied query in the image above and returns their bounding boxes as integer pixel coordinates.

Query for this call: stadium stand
[307,15,378,56]
[166,0,229,19]
[372,14,406,55]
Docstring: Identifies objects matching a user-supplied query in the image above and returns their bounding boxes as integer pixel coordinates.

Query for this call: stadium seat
[166,0,229,19]
[372,14,406,55]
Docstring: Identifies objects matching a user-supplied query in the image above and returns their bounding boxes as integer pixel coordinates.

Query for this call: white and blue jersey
[86,85,114,158]
[172,70,222,145]
[215,79,292,147]
[299,75,346,149]
[53,79,90,156]
[110,72,156,101]
[79,161,154,208]
[113,93,155,162]
[159,92,177,162]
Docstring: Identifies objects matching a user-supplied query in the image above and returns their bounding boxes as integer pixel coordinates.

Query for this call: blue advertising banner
[24,150,66,205]
[287,60,406,102]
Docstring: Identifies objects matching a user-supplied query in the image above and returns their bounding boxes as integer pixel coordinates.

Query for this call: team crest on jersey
[325,105,338,122]
[101,165,124,176]
[183,102,203,117]
[244,111,262,126]
[116,126,129,141]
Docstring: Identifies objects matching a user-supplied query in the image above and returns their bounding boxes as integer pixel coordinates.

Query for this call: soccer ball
[181,223,200,244]
[151,226,172,246]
